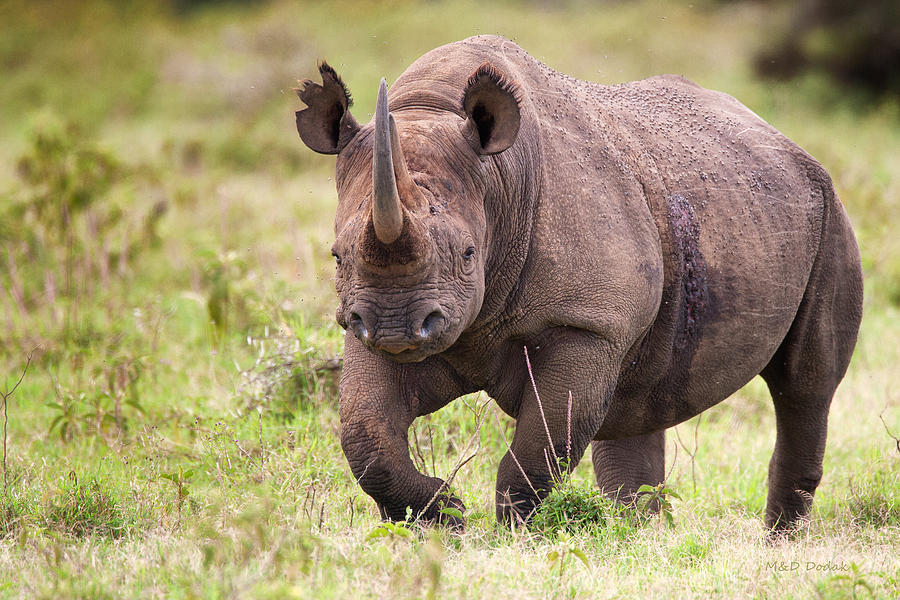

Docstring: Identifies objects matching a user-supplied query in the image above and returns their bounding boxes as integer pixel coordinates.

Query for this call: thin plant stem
[523,346,558,463]
[674,415,701,495]
[417,392,491,523]
[566,391,573,467]
[492,412,540,500]
[2,351,34,489]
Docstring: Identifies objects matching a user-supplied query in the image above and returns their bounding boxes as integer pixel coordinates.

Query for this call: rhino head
[296,63,521,363]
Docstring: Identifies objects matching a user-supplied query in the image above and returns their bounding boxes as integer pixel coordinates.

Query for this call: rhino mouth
[370,333,453,363]
[374,345,434,363]
[344,302,456,363]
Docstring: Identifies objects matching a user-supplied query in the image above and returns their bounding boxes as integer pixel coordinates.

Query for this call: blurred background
[0,1,898,595]
[2,0,899,366]
[2,0,899,361]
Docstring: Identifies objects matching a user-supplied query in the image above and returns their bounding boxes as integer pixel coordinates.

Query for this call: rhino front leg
[341,413,464,525]
[339,335,467,526]
[591,430,666,505]
[495,333,620,525]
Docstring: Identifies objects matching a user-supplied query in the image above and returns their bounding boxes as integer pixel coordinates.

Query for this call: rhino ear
[296,62,360,154]
[462,63,521,155]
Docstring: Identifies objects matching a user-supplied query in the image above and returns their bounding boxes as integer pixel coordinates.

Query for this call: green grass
[1,0,899,598]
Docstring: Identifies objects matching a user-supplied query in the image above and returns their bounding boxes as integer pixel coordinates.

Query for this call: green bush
[531,478,639,538]
[2,114,167,352]
[756,0,900,98]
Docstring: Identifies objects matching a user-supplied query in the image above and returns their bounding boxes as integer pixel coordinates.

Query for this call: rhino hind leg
[760,193,863,532]
[591,430,666,507]
[760,359,839,532]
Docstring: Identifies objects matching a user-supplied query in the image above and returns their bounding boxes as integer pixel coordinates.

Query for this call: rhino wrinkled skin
[295,36,863,531]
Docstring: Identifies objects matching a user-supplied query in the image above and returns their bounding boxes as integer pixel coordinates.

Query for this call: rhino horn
[372,78,404,245]
[389,113,426,211]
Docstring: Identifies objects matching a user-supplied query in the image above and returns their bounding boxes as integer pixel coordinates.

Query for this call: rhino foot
[417,494,466,530]
[377,492,466,530]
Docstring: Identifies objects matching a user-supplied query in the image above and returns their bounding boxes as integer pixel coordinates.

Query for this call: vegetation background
[1,0,898,597]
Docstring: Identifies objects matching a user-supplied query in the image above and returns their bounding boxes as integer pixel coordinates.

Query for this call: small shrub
[43,474,135,539]
[635,483,682,528]
[46,361,145,444]
[531,478,638,538]
[237,317,342,419]
[545,531,590,580]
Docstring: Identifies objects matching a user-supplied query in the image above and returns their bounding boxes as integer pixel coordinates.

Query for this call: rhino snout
[347,302,448,356]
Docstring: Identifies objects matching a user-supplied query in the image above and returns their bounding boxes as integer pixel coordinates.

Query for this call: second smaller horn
[372,78,404,245]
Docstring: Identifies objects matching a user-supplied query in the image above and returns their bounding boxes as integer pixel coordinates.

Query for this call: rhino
[295,35,863,531]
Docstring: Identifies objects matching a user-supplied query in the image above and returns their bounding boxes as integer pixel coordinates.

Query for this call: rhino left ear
[296,62,360,154]
[462,63,521,155]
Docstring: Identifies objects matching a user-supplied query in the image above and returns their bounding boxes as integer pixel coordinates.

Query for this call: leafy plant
[47,367,144,444]
[545,531,590,578]
[366,521,414,541]
[635,483,682,528]
[160,466,194,521]
[46,391,86,444]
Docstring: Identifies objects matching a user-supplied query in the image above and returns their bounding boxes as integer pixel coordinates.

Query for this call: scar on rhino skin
[667,193,707,349]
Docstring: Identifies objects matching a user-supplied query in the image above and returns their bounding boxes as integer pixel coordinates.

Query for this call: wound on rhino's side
[667,193,708,351]
[294,35,863,532]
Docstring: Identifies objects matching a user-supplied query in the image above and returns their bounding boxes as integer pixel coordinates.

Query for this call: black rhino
[295,35,863,531]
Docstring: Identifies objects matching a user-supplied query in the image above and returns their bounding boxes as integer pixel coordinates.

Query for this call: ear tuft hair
[295,61,360,154]
[318,61,353,108]
[295,61,352,109]
[465,62,522,106]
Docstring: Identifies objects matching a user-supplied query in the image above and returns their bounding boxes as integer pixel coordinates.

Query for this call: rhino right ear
[462,63,521,155]
[296,62,360,154]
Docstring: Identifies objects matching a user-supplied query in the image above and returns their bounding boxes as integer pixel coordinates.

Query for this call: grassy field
[1,0,899,597]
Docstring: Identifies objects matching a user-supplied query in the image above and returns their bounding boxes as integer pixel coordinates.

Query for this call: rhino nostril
[419,310,445,340]
[349,312,369,341]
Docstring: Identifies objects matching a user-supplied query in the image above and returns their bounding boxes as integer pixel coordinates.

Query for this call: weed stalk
[2,351,33,490]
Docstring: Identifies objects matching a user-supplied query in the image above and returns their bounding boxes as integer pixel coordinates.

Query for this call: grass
[1,0,899,597]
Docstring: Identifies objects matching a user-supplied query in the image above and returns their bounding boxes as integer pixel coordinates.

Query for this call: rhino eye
[332,251,342,265]
[463,246,476,260]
